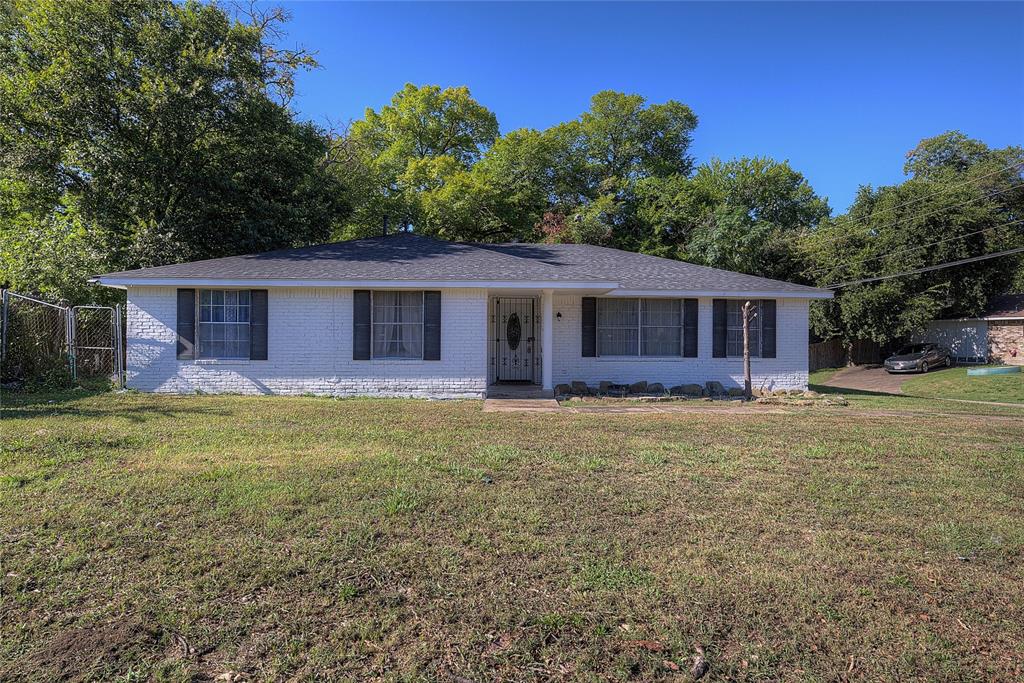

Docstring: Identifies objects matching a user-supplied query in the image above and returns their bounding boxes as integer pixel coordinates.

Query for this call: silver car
[884,343,952,374]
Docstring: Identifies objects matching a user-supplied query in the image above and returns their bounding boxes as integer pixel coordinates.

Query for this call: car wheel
[921,361,929,373]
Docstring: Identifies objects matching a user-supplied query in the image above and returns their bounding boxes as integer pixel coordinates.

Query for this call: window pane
[196,290,252,359]
[373,323,423,358]
[371,291,424,358]
[642,299,680,327]
[642,326,681,356]
[598,298,638,327]
[598,327,638,356]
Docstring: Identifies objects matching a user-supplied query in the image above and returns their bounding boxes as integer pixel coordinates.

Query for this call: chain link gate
[71,305,124,381]
[0,289,124,388]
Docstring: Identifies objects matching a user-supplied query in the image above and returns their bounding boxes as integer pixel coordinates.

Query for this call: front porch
[485,383,553,399]
[487,289,555,394]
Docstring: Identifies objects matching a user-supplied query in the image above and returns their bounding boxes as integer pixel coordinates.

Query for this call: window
[597,298,639,356]
[726,300,759,358]
[641,299,681,356]
[597,298,686,357]
[198,289,250,359]
[372,291,424,359]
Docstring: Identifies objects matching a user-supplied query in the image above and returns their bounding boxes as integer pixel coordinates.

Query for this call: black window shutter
[249,289,268,360]
[423,291,441,360]
[712,299,727,358]
[353,290,371,360]
[176,289,195,360]
[581,297,597,357]
[761,299,777,358]
[683,298,698,357]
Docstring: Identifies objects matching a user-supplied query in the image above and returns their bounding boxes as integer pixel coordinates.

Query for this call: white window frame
[196,288,251,360]
[596,298,687,358]
[726,300,760,358]
[370,290,426,360]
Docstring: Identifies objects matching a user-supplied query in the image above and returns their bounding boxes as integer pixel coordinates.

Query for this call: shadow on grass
[808,382,898,398]
[1,404,234,422]
[1,386,233,422]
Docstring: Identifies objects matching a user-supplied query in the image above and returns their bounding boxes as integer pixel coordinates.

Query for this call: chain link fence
[1,290,124,389]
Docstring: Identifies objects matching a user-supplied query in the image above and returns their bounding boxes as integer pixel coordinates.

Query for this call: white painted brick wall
[125,286,489,398]
[549,296,811,391]
[127,287,812,397]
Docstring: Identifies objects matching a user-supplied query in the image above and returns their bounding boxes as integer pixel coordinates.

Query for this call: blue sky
[274,1,1023,213]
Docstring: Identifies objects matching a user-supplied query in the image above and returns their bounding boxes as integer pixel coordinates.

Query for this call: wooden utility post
[742,300,755,400]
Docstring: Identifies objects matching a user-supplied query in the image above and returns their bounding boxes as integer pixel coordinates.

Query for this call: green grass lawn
[2,390,1023,681]
[902,366,1024,404]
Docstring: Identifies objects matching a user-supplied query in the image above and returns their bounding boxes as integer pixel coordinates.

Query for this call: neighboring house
[91,233,832,398]
[912,294,1024,365]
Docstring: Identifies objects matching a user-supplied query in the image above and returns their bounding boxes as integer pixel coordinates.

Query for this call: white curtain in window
[198,289,250,359]
[373,291,424,358]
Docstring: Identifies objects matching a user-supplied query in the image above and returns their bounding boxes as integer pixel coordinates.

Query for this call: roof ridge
[476,240,826,292]
[469,241,612,282]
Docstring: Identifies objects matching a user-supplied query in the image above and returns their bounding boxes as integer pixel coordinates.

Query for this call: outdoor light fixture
[556,312,562,319]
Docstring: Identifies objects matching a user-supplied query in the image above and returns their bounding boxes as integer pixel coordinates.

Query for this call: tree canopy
[0,0,346,302]
[806,132,1024,344]
[0,0,1018,354]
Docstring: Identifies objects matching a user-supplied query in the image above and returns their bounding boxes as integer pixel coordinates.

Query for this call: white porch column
[541,289,554,392]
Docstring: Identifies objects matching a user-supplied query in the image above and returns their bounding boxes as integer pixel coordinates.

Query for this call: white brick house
[93,233,831,398]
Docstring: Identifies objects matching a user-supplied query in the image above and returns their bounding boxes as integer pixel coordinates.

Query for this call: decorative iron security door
[494,297,536,382]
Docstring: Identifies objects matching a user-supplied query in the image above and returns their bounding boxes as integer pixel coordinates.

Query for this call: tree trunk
[742,300,753,400]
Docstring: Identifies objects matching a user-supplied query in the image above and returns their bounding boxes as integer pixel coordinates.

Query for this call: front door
[494,297,536,382]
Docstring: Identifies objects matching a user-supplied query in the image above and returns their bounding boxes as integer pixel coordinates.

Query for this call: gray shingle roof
[475,242,827,294]
[95,232,829,295]
[96,233,605,283]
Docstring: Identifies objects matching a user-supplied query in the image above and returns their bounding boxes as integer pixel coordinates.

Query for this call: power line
[826,247,1024,289]
[806,176,1024,259]
[806,215,1024,278]
[802,160,1019,250]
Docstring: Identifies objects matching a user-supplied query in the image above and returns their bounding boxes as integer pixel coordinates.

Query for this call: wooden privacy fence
[809,338,885,371]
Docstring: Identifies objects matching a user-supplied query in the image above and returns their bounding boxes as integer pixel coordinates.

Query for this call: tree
[806,132,1024,345]
[335,84,498,238]
[332,87,702,245]
[0,0,346,302]
[742,300,755,400]
[636,157,830,278]
[540,91,699,248]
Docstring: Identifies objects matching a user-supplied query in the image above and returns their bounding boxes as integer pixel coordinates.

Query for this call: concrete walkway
[482,398,561,413]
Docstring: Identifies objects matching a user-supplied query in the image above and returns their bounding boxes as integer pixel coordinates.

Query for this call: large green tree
[336,89,700,245]
[636,157,830,276]
[807,131,1024,344]
[0,0,346,302]
[335,83,499,239]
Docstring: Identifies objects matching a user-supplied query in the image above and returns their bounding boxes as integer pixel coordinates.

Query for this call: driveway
[819,365,908,394]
